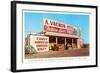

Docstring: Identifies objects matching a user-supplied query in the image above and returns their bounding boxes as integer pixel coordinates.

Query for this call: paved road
[25,48,89,59]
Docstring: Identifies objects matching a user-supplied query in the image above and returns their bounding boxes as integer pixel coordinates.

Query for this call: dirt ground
[25,48,89,59]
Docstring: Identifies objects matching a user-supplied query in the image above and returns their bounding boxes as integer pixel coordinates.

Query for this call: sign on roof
[44,19,77,35]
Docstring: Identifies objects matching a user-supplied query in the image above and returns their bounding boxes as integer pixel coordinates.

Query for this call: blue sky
[24,11,89,43]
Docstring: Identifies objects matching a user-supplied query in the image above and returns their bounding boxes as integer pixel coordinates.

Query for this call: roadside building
[25,18,83,53]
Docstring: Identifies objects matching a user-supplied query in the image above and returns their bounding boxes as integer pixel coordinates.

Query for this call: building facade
[25,19,83,53]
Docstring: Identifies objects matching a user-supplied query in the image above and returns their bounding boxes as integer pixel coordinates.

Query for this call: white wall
[0,0,99,73]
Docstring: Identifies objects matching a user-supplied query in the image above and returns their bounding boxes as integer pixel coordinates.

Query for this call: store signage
[30,35,49,52]
[44,19,77,35]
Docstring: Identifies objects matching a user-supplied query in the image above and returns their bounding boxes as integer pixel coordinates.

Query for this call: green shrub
[25,45,37,54]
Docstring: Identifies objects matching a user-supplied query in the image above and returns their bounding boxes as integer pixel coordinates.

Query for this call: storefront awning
[45,32,79,38]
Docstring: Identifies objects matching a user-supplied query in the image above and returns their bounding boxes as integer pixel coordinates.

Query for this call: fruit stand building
[25,18,83,53]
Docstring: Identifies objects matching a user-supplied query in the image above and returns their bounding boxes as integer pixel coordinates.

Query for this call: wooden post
[56,37,58,44]
[72,38,74,49]
[65,38,66,48]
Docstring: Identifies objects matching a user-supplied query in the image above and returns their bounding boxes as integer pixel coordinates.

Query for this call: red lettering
[44,19,76,35]
[45,19,49,25]
[37,48,46,51]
